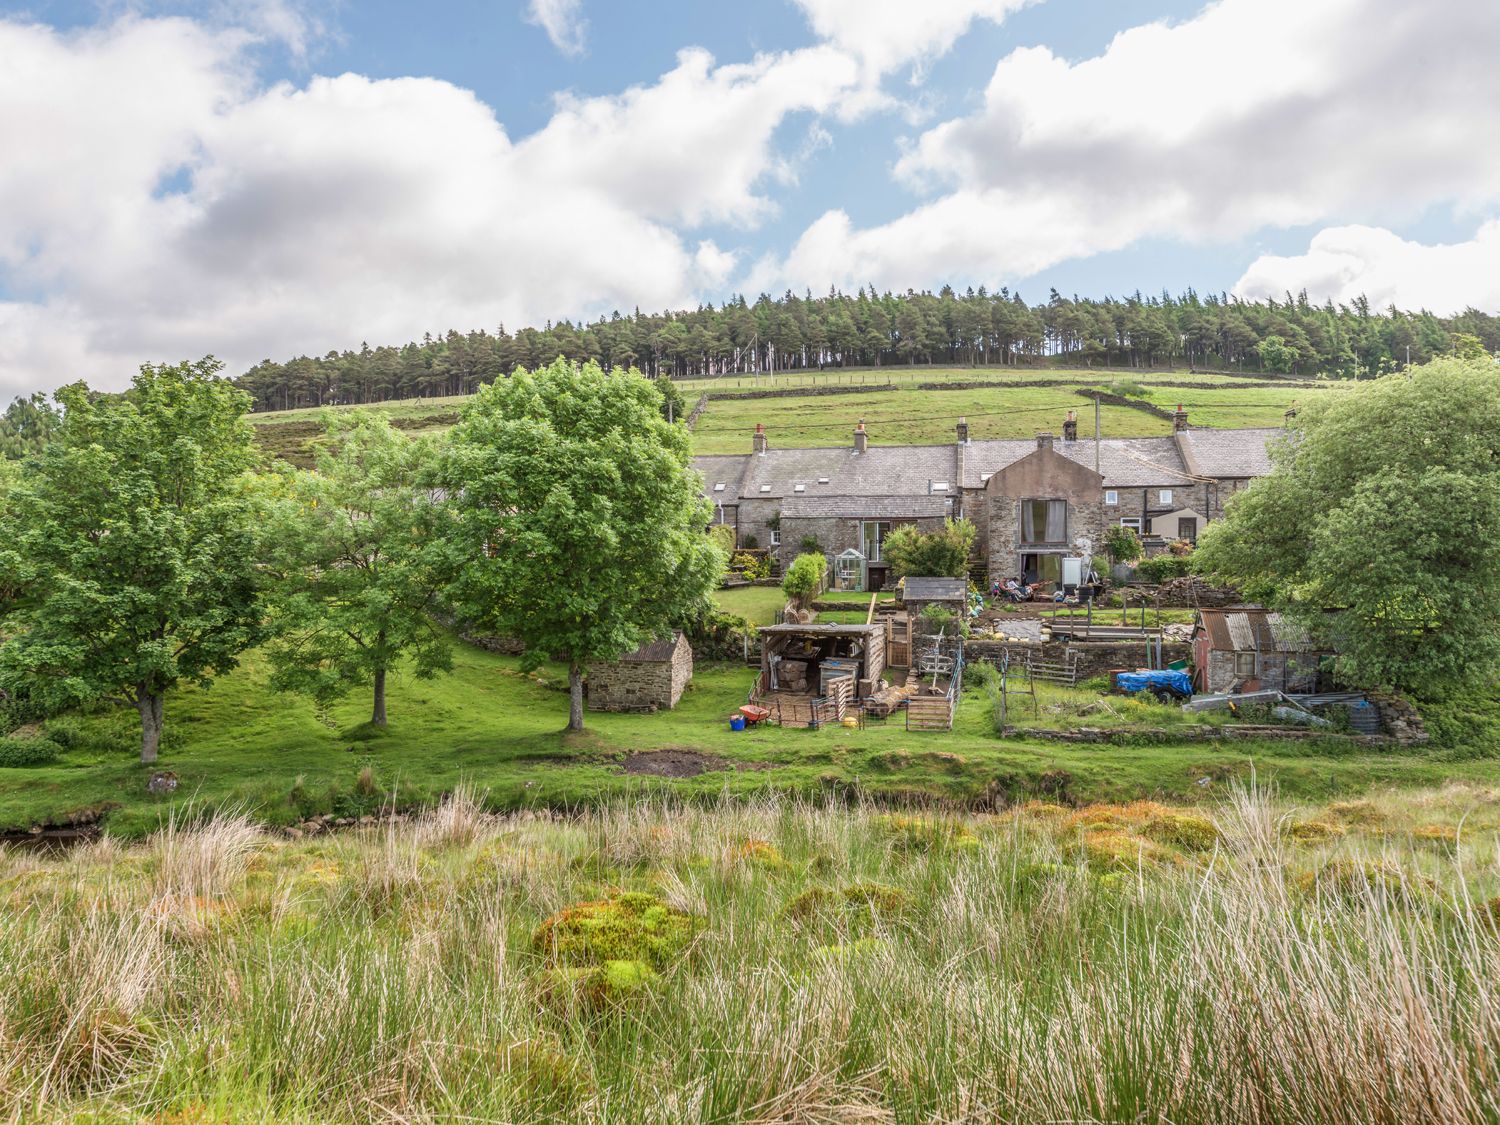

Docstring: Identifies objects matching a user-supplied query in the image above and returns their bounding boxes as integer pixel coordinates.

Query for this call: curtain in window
[1045,500,1066,543]
[1021,501,1037,543]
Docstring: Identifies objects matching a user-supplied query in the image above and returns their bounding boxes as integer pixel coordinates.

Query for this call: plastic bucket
[729,715,747,731]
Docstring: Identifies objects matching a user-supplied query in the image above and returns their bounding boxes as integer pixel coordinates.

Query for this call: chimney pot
[853,419,868,454]
[1036,432,1055,452]
[752,423,768,454]
[956,416,969,444]
[1172,404,1189,432]
[1062,410,1078,443]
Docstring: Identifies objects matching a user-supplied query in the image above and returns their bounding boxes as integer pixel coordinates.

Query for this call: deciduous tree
[0,359,265,762]
[445,359,724,732]
[882,519,977,579]
[1195,357,1500,692]
[265,414,457,727]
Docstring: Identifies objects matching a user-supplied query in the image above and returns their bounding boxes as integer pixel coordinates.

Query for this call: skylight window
[713,482,725,492]
[759,485,771,493]
[793,484,806,493]
[817,477,829,484]
[931,481,949,493]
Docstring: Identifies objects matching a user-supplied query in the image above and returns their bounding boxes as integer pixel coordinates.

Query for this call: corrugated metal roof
[1197,607,1319,653]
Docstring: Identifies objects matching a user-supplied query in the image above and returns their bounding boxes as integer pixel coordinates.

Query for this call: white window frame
[769,526,781,547]
[1120,517,1142,532]
[1159,489,1173,505]
[1104,490,1118,505]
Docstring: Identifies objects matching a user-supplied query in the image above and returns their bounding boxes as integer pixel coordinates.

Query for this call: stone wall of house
[1203,650,1320,694]
[587,640,693,712]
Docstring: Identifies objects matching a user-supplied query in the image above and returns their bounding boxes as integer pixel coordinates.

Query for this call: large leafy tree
[882,518,977,579]
[0,393,61,460]
[0,359,266,762]
[265,414,457,727]
[1195,357,1500,692]
[445,358,724,731]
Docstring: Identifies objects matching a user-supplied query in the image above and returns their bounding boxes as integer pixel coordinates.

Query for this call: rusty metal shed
[1193,607,1329,694]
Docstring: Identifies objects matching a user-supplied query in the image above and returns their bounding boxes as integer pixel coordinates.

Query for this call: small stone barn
[587,633,693,713]
[1193,607,1330,695]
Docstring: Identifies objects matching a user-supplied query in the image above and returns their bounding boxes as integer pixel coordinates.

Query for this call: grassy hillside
[4,634,1497,839]
[249,367,1338,465]
[3,788,1498,1120]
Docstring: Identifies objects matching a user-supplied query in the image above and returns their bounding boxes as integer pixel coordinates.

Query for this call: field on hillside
[5,634,1500,841]
[3,787,1498,1121]
[248,367,1340,464]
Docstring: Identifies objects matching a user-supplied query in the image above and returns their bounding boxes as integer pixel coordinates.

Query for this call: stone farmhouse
[695,409,1282,591]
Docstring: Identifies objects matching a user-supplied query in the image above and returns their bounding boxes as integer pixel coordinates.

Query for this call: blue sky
[2,0,1498,395]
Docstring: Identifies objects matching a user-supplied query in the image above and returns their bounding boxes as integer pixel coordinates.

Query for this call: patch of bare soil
[620,749,777,778]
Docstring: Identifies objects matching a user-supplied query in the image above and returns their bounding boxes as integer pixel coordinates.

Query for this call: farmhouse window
[861,521,892,561]
[1119,517,1142,533]
[1178,517,1198,542]
[769,526,781,547]
[1235,652,1257,677]
[1159,489,1173,505]
[1020,499,1067,545]
[1105,490,1118,505]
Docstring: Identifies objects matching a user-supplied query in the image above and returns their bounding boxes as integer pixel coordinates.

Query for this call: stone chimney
[1062,410,1078,443]
[1036,432,1055,452]
[956,416,969,444]
[753,423,768,454]
[1172,404,1189,432]
[853,420,868,454]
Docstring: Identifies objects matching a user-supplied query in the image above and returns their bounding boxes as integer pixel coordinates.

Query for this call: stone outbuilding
[1192,607,1331,695]
[586,633,693,713]
[901,576,969,625]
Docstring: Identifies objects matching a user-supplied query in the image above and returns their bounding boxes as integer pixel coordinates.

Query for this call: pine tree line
[235,286,1500,413]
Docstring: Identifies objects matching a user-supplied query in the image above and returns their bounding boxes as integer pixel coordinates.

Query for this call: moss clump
[1140,811,1220,853]
[730,839,786,869]
[841,881,912,918]
[1299,859,1428,903]
[813,937,884,963]
[785,881,912,929]
[539,959,657,1009]
[877,814,979,852]
[1288,819,1347,844]
[1327,800,1387,827]
[532,892,694,970]
[1412,824,1458,850]
[1082,830,1170,872]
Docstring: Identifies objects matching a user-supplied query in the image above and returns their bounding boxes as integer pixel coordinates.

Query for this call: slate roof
[961,436,1197,489]
[1175,428,1283,479]
[694,443,958,501]
[778,495,951,520]
[615,633,685,663]
[694,455,751,499]
[902,577,968,603]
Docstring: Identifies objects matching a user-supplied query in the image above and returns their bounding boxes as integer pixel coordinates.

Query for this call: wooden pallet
[906,694,955,731]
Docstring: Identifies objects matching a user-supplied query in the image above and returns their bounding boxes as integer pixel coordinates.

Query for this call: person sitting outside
[1003,577,1031,603]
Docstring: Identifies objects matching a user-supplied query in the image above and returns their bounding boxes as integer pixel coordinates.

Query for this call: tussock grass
[0,786,1498,1121]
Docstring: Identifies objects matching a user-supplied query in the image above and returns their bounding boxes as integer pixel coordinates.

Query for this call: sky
[1,0,1498,398]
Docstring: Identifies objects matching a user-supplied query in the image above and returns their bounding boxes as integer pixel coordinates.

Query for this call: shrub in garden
[1135,553,1195,584]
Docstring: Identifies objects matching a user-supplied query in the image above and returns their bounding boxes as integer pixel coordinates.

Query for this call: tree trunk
[137,689,164,765]
[372,665,388,727]
[567,663,585,733]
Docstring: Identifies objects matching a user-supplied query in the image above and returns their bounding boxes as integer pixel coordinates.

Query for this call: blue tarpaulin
[1116,670,1194,698]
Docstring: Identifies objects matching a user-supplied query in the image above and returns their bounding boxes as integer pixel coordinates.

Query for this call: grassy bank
[2,787,1498,1121]
[4,637,1499,839]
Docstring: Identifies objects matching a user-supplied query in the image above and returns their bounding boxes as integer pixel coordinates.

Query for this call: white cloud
[791,0,1029,83]
[526,0,587,58]
[0,16,861,398]
[1234,223,1500,315]
[765,0,1500,295]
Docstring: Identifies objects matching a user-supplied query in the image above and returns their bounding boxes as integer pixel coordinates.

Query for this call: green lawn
[4,637,1497,838]
[712,585,787,625]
